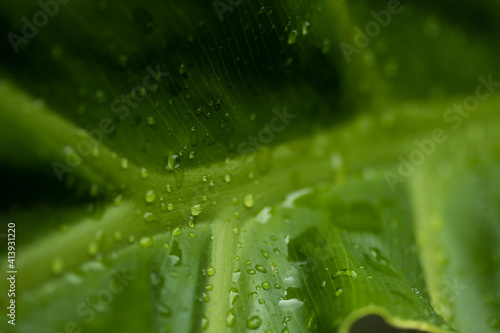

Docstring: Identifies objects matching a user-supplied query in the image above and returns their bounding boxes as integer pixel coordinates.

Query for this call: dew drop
[226,309,236,327]
[121,158,129,169]
[139,236,154,247]
[113,194,123,206]
[302,21,311,35]
[191,204,202,216]
[179,64,186,74]
[255,265,267,273]
[246,315,262,329]
[288,30,298,45]
[207,267,216,276]
[261,281,271,290]
[87,241,98,256]
[145,190,156,203]
[172,227,181,237]
[51,258,64,275]
[261,250,269,259]
[244,194,254,208]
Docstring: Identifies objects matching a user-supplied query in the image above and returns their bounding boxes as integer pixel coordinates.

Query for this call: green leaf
[1,0,499,332]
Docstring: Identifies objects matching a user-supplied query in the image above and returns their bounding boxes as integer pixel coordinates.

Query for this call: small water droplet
[255,265,267,273]
[225,174,231,183]
[288,30,298,45]
[87,241,98,256]
[172,227,181,237]
[302,21,311,35]
[244,194,254,208]
[51,258,64,275]
[145,190,156,203]
[139,236,154,247]
[207,267,216,276]
[179,64,186,74]
[261,281,271,290]
[121,158,129,169]
[261,250,269,259]
[191,204,202,216]
[113,194,123,206]
[335,287,344,296]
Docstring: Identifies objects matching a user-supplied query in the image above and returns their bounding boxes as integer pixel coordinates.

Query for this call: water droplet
[172,227,181,237]
[166,184,172,192]
[261,250,269,259]
[255,265,267,273]
[121,158,129,169]
[244,194,254,208]
[302,21,311,35]
[226,309,236,327]
[113,194,123,206]
[261,281,271,290]
[191,204,202,216]
[179,64,186,74]
[147,117,155,125]
[189,232,195,238]
[247,269,256,275]
[225,174,231,183]
[201,315,209,330]
[288,30,298,45]
[207,267,216,276]
[279,299,304,311]
[145,190,156,203]
[139,236,154,247]
[333,269,358,279]
[246,315,262,329]
[167,203,174,211]
[114,231,122,241]
[51,258,64,275]
[369,247,390,264]
[140,168,148,178]
[87,241,98,256]
[335,288,344,296]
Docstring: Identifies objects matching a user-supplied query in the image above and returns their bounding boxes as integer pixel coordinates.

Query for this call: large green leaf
[0,0,499,332]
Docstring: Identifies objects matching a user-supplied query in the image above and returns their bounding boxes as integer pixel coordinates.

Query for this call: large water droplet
[246,315,262,329]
